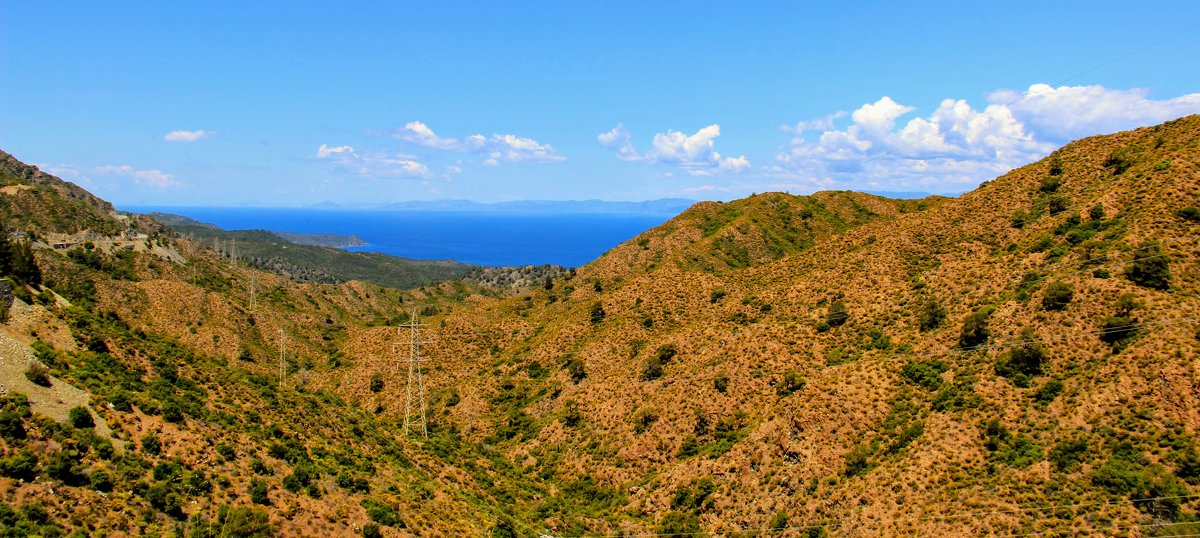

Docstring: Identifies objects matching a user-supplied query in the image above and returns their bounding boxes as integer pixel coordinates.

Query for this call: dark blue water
[121,206,673,267]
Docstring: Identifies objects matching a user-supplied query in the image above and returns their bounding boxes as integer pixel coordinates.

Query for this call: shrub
[917,297,946,332]
[1177,207,1200,222]
[90,469,113,492]
[361,499,403,527]
[1047,155,1064,176]
[901,360,948,390]
[1010,209,1029,228]
[24,364,51,387]
[588,302,606,324]
[1089,203,1106,221]
[141,434,162,455]
[641,344,677,381]
[709,289,726,303]
[996,330,1046,387]
[713,374,729,393]
[776,370,805,396]
[0,411,26,440]
[1042,281,1073,311]
[249,479,270,505]
[1038,176,1061,193]
[843,443,873,477]
[1049,437,1089,472]
[1033,379,1064,403]
[362,523,383,538]
[0,449,38,481]
[769,510,789,531]
[68,406,94,428]
[1100,316,1138,350]
[221,508,275,537]
[368,374,384,393]
[1047,195,1069,215]
[958,306,993,349]
[46,451,87,486]
[564,357,587,383]
[1125,244,1170,290]
[1104,148,1136,174]
[656,511,701,537]
[825,298,849,328]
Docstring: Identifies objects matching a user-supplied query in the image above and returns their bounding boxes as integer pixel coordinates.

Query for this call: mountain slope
[351,115,1200,535]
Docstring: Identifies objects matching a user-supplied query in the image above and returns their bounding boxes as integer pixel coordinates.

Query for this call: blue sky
[2,2,1199,206]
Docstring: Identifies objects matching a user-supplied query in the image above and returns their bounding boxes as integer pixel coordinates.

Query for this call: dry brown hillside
[334,115,1200,536]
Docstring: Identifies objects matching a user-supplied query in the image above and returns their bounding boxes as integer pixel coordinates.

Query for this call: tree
[959,307,993,349]
[1126,244,1171,290]
[1042,281,1074,311]
[589,302,606,324]
[917,297,946,331]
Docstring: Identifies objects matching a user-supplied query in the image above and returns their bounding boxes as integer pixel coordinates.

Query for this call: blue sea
[121,206,674,267]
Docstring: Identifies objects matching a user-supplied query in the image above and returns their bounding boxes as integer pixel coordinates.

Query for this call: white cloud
[598,124,639,161]
[390,121,564,163]
[784,111,847,133]
[315,144,429,178]
[769,84,1200,193]
[599,123,750,175]
[393,121,460,150]
[164,130,215,142]
[316,144,354,158]
[991,83,1200,142]
[94,164,183,190]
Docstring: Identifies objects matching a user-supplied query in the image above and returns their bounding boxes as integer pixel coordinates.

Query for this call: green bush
[588,302,606,324]
[1042,281,1074,311]
[1048,437,1089,472]
[958,307,993,349]
[1125,244,1170,290]
[1089,203,1106,221]
[1177,206,1200,222]
[368,374,384,393]
[361,499,403,527]
[249,479,270,505]
[843,443,873,477]
[996,329,1046,387]
[901,360,948,390]
[825,298,849,328]
[656,511,701,537]
[0,449,38,481]
[564,357,587,383]
[917,297,946,332]
[776,370,806,396]
[1033,379,1064,403]
[1104,148,1136,174]
[713,373,729,393]
[1010,209,1029,228]
[1047,195,1069,215]
[220,507,275,537]
[1038,176,1061,193]
[641,344,677,381]
[67,406,94,428]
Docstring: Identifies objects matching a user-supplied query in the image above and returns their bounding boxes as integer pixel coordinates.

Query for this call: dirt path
[0,301,115,441]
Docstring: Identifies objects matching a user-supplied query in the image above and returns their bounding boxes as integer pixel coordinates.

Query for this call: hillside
[0,116,1198,536]
[151,214,477,289]
[338,116,1200,535]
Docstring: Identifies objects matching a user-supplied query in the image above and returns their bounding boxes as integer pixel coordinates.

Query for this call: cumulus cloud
[768,84,1200,193]
[164,130,215,142]
[599,124,750,175]
[784,111,847,133]
[315,144,429,178]
[94,164,183,190]
[389,121,565,163]
[393,121,460,150]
